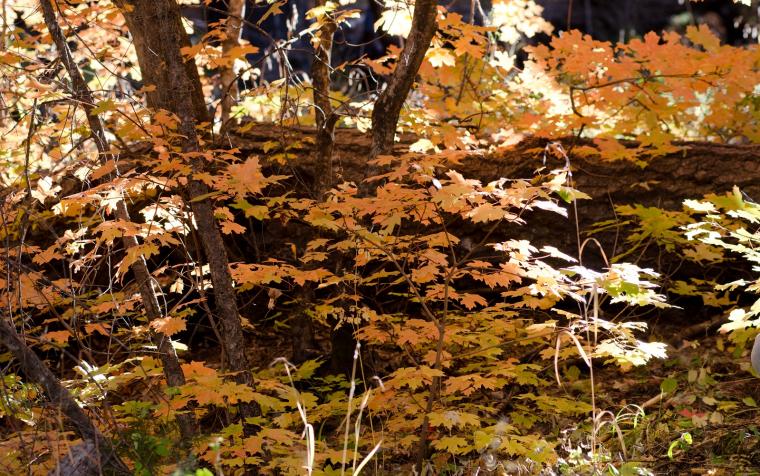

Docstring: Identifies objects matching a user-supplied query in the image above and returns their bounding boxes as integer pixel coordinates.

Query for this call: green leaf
[91,99,116,115]
[660,377,678,394]
[190,190,223,202]
[619,462,651,476]
[667,440,678,459]
[556,187,591,203]
[293,359,323,381]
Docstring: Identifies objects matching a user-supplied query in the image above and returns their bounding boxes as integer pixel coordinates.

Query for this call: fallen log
[232,125,760,266]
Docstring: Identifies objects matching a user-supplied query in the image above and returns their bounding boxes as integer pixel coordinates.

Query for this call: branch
[0,310,129,474]
[369,0,438,161]
[220,0,246,130]
[38,0,197,443]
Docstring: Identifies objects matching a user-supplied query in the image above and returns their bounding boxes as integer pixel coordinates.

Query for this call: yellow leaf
[458,292,487,310]
[427,47,456,68]
[432,436,469,454]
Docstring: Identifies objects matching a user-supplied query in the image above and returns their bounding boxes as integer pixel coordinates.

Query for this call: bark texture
[49,440,101,476]
[0,313,128,475]
[287,0,341,364]
[220,0,246,129]
[369,0,438,160]
[311,2,338,194]
[38,0,196,447]
[114,0,259,421]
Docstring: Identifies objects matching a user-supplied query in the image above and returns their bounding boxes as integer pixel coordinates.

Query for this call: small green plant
[667,432,692,459]
[173,469,214,476]
[114,400,177,475]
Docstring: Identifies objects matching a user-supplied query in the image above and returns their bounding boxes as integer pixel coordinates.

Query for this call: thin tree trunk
[38,0,197,444]
[0,312,129,474]
[369,0,437,159]
[311,1,338,193]
[286,0,341,364]
[220,0,246,130]
[113,0,260,422]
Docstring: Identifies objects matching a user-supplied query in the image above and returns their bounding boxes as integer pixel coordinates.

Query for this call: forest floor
[211,308,760,474]
[591,325,760,474]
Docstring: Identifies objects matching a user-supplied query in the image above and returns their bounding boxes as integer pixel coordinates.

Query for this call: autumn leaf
[84,323,110,336]
[458,292,487,310]
[468,203,510,223]
[90,160,117,181]
[220,220,246,234]
[181,361,218,378]
[150,316,187,336]
[427,47,456,68]
[432,436,469,454]
[226,157,265,197]
[42,330,71,345]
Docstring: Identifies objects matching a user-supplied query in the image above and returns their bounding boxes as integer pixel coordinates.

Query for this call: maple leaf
[150,316,186,336]
[375,0,412,37]
[429,410,480,430]
[452,37,483,58]
[258,0,285,25]
[467,203,508,223]
[226,157,265,197]
[42,330,71,344]
[458,292,487,310]
[412,263,440,284]
[432,436,469,454]
[90,160,117,181]
[192,385,224,406]
[118,243,160,276]
[243,436,264,455]
[427,47,456,68]
[84,323,110,336]
[32,244,63,265]
[397,327,425,346]
[179,43,204,59]
[218,381,256,404]
[389,366,444,391]
[181,361,218,378]
[31,176,61,204]
[220,220,246,234]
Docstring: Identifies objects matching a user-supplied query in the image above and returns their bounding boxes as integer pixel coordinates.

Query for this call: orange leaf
[150,316,187,336]
[43,330,71,344]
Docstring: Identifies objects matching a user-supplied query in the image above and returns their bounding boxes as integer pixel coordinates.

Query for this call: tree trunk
[49,440,102,476]
[311,1,338,194]
[38,0,197,445]
[220,0,246,130]
[369,0,438,160]
[114,0,260,422]
[285,0,341,364]
[0,313,129,475]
